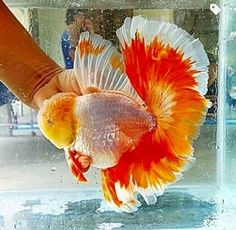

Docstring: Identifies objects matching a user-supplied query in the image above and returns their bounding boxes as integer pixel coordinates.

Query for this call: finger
[57,69,82,95]
[33,77,60,109]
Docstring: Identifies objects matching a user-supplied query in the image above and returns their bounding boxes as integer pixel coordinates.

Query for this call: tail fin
[101,16,209,211]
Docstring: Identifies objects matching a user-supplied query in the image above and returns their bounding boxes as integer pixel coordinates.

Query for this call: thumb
[57,69,82,95]
[33,69,82,110]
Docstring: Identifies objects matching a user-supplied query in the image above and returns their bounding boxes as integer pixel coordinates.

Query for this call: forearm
[0,1,62,108]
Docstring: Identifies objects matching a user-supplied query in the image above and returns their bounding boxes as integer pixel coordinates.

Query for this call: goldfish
[38,16,209,212]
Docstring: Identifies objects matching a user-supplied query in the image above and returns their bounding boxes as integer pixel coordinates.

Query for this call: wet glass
[0,0,235,229]
[222,0,236,226]
[224,1,236,187]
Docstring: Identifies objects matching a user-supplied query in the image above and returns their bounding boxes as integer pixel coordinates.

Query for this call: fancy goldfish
[38,16,209,212]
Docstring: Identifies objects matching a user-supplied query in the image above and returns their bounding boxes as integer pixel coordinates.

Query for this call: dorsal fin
[73,32,143,104]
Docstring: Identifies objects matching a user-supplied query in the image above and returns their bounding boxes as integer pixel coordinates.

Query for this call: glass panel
[223,0,236,219]
[225,2,236,186]
[0,0,228,228]
[0,6,219,189]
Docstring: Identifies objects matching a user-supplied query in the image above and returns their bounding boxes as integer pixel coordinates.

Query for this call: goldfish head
[37,93,79,149]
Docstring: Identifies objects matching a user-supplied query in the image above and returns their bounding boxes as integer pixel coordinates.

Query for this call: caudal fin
[101,16,209,211]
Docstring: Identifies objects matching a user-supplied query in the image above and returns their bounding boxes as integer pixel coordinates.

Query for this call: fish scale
[73,92,155,169]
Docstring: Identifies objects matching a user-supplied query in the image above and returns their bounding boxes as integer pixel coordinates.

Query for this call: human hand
[0,1,82,110]
[33,69,81,109]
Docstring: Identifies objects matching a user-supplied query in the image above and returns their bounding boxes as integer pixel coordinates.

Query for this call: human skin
[85,18,94,35]
[0,0,81,109]
[67,14,85,48]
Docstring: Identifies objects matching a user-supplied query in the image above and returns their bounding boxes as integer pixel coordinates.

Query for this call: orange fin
[100,16,210,210]
[65,149,91,183]
[116,16,209,97]
[116,15,209,153]
[101,132,188,210]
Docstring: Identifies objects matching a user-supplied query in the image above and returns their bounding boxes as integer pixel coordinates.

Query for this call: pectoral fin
[65,149,92,183]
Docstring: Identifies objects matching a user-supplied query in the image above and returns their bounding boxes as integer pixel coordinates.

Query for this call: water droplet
[51,166,56,171]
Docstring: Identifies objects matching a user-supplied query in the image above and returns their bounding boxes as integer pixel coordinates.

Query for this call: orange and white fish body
[74,92,155,169]
[38,16,210,212]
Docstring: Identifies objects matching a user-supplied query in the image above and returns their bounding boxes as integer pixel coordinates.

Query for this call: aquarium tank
[0,0,235,229]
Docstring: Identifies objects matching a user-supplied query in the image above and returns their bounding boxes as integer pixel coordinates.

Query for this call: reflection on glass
[225,5,236,187]
[0,6,219,187]
[1,1,232,229]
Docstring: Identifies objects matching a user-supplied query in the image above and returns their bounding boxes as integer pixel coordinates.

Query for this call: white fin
[182,156,196,171]
[115,179,165,207]
[113,181,142,213]
[74,32,143,104]
[136,185,164,205]
[116,16,209,96]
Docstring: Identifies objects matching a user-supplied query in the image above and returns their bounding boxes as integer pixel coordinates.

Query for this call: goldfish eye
[47,119,54,125]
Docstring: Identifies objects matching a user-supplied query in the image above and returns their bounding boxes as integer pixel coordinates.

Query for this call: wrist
[32,66,63,110]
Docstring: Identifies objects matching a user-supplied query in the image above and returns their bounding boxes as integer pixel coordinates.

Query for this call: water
[1,0,236,229]
[0,189,220,229]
